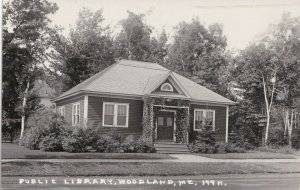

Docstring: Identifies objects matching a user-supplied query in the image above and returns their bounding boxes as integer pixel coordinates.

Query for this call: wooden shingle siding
[56,96,84,126]
[88,96,144,139]
[190,104,226,142]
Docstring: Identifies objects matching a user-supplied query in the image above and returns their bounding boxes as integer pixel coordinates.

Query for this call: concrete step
[154,141,190,154]
[154,144,188,148]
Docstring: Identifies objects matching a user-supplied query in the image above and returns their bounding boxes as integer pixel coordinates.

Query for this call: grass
[1,143,173,160]
[256,146,295,154]
[198,151,297,159]
[2,161,300,176]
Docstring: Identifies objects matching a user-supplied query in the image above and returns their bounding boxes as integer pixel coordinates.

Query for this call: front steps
[154,141,190,154]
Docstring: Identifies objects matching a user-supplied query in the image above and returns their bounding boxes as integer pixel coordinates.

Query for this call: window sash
[103,102,129,127]
[58,107,65,117]
[72,103,80,125]
[194,109,215,131]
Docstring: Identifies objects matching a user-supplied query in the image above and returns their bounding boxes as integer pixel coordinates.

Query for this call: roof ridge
[119,59,162,65]
[118,63,168,71]
[118,59,168,71]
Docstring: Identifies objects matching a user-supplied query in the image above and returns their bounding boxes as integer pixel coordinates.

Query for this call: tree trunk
[283,108,288,136]
[288,109,294,147]
[262,70,276,146]
[262,75,270,146]
[19,81,30,145]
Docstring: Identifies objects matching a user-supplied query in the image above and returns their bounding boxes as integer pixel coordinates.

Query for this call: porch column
[142,96,154,143]
[225,105,229,143]
[83,95,88,126]
[186,107,190,144]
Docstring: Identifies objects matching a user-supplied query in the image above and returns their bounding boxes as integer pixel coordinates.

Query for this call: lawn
[2,161,300,176]
[198,151,297,159]
[1,143,173,160]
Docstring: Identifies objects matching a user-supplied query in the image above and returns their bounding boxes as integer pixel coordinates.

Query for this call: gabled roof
[54,59,235,105]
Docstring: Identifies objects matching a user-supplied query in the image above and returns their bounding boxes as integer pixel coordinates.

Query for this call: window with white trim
[103,102,129,127]
[72,102,80,125]
[160,83,173,92]
[194,109,215,131]
[57,106,65,117]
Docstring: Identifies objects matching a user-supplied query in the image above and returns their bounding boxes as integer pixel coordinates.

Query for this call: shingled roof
[53,60,234,105]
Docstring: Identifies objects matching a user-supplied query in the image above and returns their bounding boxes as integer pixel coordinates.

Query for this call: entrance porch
[142,96,191,147]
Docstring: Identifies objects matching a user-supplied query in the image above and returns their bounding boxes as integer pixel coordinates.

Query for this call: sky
[48,0,300,50]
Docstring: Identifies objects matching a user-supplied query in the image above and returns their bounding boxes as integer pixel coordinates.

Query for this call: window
[103,102,129,127]
[72,103,80,126]
[57,106,65,117]
[167,117,173,127]
[160,83,173,92]
[194,109,215,131]
[158,117,163,126]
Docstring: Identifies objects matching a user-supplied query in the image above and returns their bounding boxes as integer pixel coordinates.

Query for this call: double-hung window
[194,109,215,131]
[58,106,65,118]
[103,102,129,127]
[72,102,80,126]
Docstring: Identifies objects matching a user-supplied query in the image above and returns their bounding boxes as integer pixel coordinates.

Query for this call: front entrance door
[157,111,174,141]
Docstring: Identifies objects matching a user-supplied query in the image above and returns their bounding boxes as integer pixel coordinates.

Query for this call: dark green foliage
[91,135,115,152]
[20,109,71,151]
[291,127,300,149]
[167,19,230,96]
[62,128,91,153]
[195,124,217,145]
[189,142,217,153]
[190,125,246,153]
[50,8,115,91]
[130,137,156,153]
[3,0,59,143]
[39,136,64,151]
[228,133,254,150]
[175,108,189,143]
[113,11,152,61]
[22,111,155,153]
[268,127,288,148]
[229,102,262,147]
[189,141,246,154]
[91,135,155,153]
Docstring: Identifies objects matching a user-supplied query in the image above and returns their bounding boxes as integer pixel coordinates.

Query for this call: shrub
[62,136,85,153]
[21,109,156,153]
[39,135,64,151]
[106,142,123,153]
[62,125,97,153]
[189,141,246,153]
[195,125,217,145]
[268,127,288,148]
[133,137,156,153]
[92,135,115,152]
[20,109,68,150]
[228,132,254,150]
[291,128,300,149]
[189,141,216,153]
[106,128,122,143]
[121,135,137,153]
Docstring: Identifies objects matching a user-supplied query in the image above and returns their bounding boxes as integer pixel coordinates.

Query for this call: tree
[167,19,229,95]
[50,8,115,91]
[233,13,300,147]
[148,29,168,64]
[113,11,152,61]
[234,43,280,146]
[263,13,300,146]
[3,0,58,143]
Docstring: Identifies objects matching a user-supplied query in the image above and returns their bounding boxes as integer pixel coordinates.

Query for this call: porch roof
[53,60,235,105]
